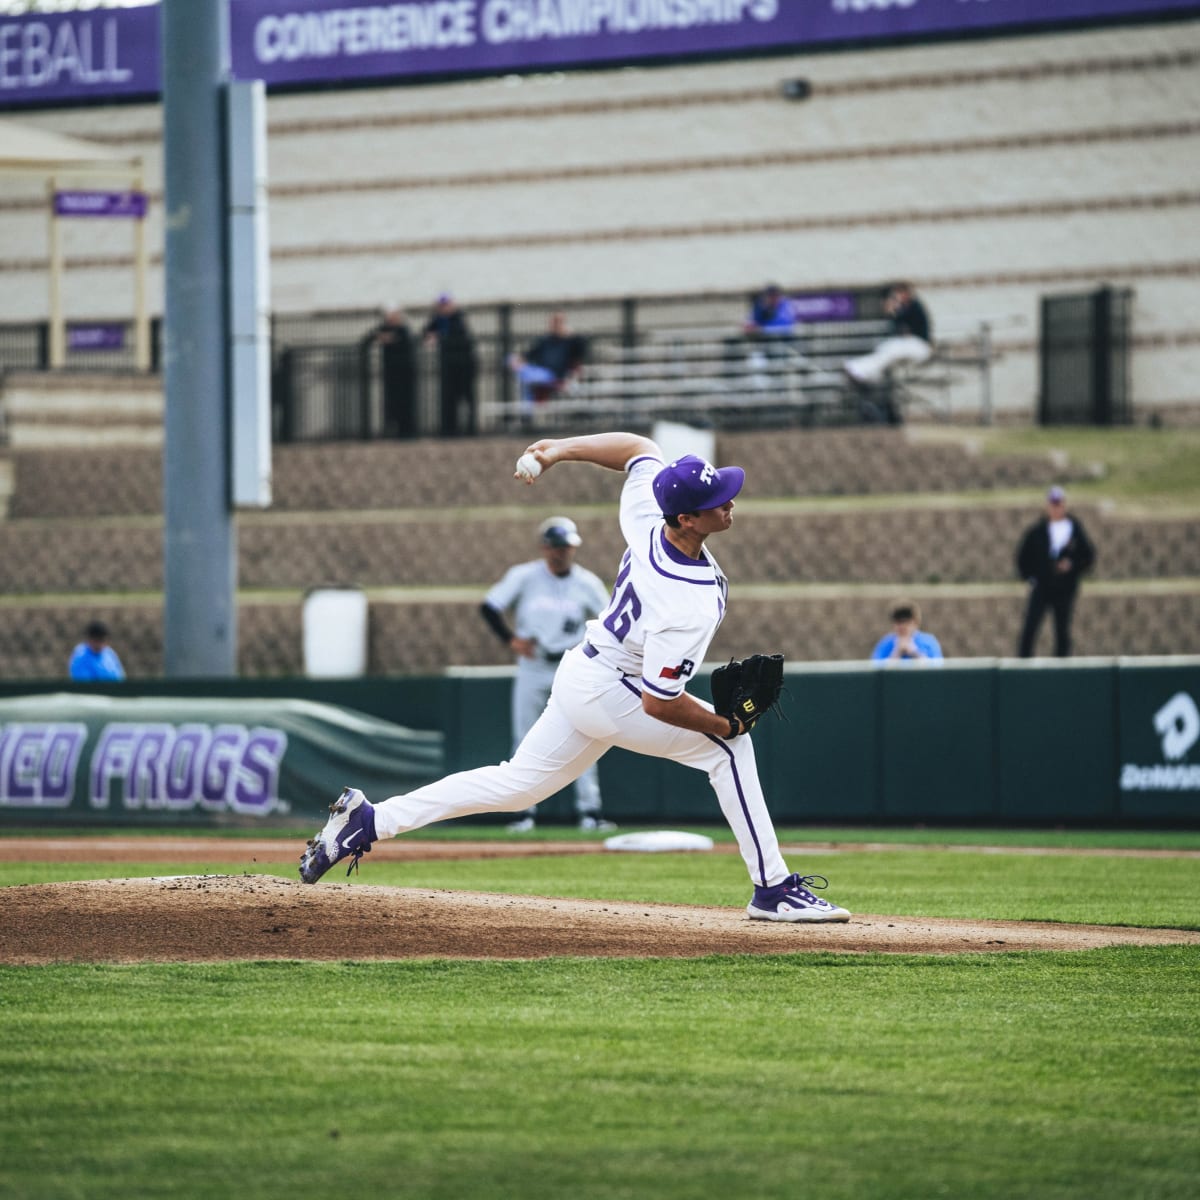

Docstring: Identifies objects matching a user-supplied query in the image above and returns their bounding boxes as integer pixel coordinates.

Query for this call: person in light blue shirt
[68,620,126,681]
[871,600,943,663]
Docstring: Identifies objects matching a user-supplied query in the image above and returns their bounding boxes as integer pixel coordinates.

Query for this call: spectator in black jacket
[364,305,417,438]
[422,293,477,437]
[1016,486,1096,657]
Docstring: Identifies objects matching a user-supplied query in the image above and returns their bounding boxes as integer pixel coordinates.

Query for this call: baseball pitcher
[300,431,850,923]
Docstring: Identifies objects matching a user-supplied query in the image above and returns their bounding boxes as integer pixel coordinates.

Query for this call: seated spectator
[508,311,588,409]
[870,600,943,663]
[743,283,798,338]
[843,282,933,387]
[69,620,126,681]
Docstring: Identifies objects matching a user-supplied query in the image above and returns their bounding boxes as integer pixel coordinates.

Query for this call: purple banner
[55,190,148,219]
[2,1,1199,107]
[0,8,160,106]
[790,291,856,322]
[228,0,1200,86]
[67,323,127,352]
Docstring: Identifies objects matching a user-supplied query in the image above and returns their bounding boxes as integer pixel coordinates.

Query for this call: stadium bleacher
[1,424,1197,680]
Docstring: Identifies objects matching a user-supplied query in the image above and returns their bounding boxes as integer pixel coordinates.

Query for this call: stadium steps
[2,581,1198,680]
[2,502,1198,595]
[1,424,1196,679]
[4,427,1095,519]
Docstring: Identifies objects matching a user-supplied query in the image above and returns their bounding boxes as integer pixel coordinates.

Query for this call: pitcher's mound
[2,876,1197,963]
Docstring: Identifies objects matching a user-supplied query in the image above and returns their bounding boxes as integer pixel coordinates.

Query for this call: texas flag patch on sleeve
[659,659,695,680]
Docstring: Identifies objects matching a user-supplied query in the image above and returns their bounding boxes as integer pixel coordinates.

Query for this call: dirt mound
[3,875,1197,963]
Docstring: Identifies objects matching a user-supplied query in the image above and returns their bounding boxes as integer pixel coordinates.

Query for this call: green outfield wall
[1,659,1197,826]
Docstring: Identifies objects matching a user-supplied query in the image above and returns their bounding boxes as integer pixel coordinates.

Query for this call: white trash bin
[651,420,716,467]
[303,587,368,678]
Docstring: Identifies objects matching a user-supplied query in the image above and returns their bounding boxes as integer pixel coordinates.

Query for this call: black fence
[2,286,933,441]
[1039,286,1133,426]
[269,289,894,440]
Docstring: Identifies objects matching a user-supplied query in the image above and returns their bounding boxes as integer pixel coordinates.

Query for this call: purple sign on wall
[790,292,856,322]
[55,190,148,219]
[68,323,127,352]
[1,1,1199,107]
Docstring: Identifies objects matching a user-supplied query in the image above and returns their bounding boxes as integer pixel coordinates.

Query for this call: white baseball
[515,453,542,482]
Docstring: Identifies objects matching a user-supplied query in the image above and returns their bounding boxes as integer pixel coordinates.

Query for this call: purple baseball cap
[652,455,745,516]
[1047,485,1066,503]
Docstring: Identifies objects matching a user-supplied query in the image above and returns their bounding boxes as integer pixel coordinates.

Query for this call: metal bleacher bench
[479,318,997,431]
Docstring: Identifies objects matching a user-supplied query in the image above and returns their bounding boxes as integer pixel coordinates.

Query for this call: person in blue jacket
[68,620,126,681]
[871,600,943,663]
[743,283,798,336]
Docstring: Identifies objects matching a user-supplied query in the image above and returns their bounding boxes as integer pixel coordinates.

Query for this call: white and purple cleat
[747,873,851,923]
[299,787,377,884]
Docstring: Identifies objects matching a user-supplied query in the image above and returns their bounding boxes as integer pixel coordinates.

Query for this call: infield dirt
[3,860,1199,963]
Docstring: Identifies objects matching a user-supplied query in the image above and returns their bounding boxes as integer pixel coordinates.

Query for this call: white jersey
[485,560,609,659]
[373,446,795,893]
[584,454,728,697]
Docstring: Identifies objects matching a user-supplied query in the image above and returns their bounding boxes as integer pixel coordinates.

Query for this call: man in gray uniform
[480,515,614,832]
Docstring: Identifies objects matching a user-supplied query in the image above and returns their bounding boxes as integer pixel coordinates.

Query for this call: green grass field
[975,425,1200,507]
[2,831,1198,1200]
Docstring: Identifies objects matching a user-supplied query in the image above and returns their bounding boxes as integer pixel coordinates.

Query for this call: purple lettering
[90,725,136,809]
[41,726,86,806]
[0,724,86,808]
[6,729,41,801]
[127,725,172,810]
[603,581,642,644]
[165,725,210,810]
[232,728,288,814]
[201,726,247,811]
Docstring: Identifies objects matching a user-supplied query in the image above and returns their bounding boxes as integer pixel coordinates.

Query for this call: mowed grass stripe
[1,952,1197,1200]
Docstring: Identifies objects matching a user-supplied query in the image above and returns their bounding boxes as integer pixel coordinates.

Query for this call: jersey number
[602,582,642,643]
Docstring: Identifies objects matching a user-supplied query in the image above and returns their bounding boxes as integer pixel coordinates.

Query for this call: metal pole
[46,176,65,368]
[979,321,993,427]
[132,162,150,371]
[161,0,237,676]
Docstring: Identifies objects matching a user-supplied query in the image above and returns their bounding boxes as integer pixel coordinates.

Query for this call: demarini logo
[1120,691,1200,792]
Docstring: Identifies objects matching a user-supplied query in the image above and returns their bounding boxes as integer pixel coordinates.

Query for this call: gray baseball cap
[539,516,582,547]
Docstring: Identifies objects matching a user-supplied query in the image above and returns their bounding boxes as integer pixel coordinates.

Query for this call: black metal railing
[1039,286,1133,426]
[2,285,1008,440]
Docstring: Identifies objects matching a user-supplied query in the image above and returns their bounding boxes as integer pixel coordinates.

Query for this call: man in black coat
[422,293,477,437]
[1016,486,1096,657]
[364,306,418,438]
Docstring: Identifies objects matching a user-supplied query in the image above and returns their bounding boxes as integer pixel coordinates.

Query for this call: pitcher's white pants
[512,657,602,819]
[844,335,932,385]
[373,644,790,886]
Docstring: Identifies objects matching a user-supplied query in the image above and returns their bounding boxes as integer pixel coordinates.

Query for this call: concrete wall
[1,19,1198,417]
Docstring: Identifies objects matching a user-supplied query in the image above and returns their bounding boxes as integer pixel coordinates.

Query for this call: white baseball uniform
[484,558,609,817]
[372,453,790,887]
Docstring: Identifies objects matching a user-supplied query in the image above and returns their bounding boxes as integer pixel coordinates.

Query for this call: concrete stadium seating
[5,427,1090,519]
[2,503,1197,596]
[3,587,1197,682]
[0,423,1197,680]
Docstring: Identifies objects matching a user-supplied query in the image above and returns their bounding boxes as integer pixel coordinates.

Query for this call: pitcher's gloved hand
[710,653,785,736]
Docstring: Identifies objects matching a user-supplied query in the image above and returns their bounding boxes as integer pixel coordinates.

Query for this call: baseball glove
[710,653,785,734]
